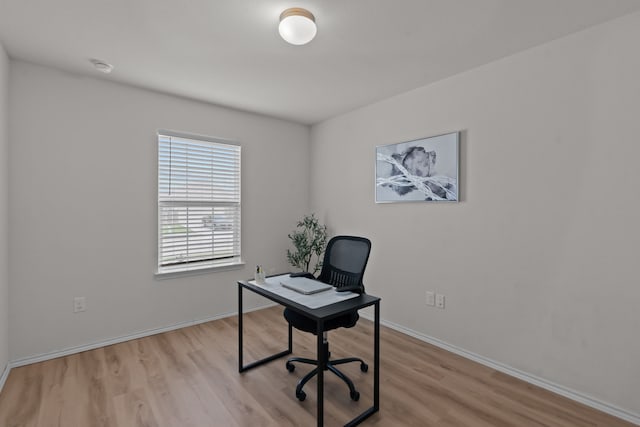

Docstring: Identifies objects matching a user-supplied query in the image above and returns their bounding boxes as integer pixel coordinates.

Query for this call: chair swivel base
[285,345,368,402]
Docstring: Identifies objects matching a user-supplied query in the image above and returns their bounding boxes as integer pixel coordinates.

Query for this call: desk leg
[238,283,292,373]
[238,283,243,373]
[374,300,380,411]
[344,301,380,427]
[317,320,325,427]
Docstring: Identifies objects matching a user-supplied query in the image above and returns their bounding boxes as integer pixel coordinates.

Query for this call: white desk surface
[249,274,359,309]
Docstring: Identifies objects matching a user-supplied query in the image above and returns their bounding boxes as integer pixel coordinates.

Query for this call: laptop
[280,277,332,295]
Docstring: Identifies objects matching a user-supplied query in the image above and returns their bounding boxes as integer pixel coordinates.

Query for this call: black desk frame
[238,279,380,427]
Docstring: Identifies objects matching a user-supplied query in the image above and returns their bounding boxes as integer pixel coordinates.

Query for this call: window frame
[155,130,244,277]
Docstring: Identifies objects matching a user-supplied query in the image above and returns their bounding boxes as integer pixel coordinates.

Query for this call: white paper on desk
[249,274,359,309]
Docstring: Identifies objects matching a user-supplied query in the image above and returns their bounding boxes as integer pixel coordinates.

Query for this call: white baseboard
[10,302,276,368]
[0,363,10,394]
[360,314,639,426]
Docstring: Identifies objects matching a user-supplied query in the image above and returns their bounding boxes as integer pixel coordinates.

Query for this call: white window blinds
[158,133,241,271]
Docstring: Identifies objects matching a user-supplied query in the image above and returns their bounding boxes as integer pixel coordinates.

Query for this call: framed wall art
[375,131,459,203]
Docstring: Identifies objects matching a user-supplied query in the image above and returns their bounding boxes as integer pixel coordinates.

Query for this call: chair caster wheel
[296,390,306,401]
[360,363,369,372]
[350,390,360,401]
[286,362,295,372]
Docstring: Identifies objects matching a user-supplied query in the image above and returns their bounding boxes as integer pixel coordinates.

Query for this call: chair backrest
[317,236,371,292]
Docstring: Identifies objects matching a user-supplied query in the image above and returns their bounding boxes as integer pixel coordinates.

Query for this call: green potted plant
[287,214,328,275]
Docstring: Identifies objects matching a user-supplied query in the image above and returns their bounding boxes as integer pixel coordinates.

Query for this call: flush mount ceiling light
[279,8,317,45]
[90,58,114,74]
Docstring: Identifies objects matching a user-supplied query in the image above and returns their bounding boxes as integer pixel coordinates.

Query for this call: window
[157,131,241,273]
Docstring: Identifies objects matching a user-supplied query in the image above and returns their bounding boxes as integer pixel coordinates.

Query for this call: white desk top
[249,274,359,309]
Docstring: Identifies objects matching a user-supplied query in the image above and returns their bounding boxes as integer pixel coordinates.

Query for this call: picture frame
[375,131,459,203]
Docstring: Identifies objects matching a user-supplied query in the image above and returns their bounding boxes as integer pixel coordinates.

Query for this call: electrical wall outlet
[435,294,445,309]
[73,297,86,313]
[426,291,435,306]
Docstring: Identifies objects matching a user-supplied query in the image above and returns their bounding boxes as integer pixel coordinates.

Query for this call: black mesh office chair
[284,235,372,402]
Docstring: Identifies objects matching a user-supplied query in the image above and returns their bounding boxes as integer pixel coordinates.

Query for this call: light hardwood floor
[0,306,633,427]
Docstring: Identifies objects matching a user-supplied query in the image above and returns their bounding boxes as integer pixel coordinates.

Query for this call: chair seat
[284,308,359,334]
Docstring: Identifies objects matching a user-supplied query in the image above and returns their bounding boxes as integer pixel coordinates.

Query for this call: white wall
[310,12,640,415]
[0,43,9,378]
[9,61,310,360]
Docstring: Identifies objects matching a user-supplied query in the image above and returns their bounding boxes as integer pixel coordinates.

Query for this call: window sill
[155,259,245,279]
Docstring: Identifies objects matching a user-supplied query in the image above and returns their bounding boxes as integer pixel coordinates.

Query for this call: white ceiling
[1,0,639,125]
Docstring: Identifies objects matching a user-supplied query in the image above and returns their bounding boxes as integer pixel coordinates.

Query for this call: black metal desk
[238,278,381,427]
